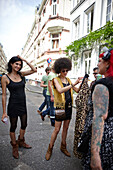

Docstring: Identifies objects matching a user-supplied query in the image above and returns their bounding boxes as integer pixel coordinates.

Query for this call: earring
[106,65,109,71]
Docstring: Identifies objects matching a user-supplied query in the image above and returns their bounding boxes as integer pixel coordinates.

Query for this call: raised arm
[1,75,8,123]
[54,78,81,94]
[17,55,37,76]
[91,84,109,170]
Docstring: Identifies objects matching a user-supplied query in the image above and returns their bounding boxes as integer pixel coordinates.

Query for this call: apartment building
[0,43,7,75]
[70,0,113,80]
[21,0,71,81]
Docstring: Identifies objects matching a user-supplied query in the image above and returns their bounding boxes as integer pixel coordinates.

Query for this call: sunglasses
[93,73,98,75]
[61,69,68,73]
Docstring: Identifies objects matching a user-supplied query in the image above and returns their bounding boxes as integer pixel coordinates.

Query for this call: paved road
[0,84,83,170]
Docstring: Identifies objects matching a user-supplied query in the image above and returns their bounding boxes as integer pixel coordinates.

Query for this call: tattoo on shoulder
[92,84,109,117]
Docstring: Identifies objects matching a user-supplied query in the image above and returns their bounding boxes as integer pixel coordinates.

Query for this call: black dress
[6,74,27,117]
[63,82,72,120]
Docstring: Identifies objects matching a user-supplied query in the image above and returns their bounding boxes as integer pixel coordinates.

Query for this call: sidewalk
[25,82,43,94]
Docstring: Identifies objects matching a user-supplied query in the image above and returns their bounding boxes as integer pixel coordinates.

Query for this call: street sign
[47,58,52,64]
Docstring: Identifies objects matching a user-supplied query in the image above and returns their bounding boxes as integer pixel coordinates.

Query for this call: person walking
[39,64,57,126]
[45,57,81,161]
[1,55,37,159]
[82,48,113,170]
[37,67,51,119]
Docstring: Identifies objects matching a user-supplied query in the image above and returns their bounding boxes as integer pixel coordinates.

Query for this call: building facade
[0,43,7,75]
[21,0,71,81]
[70,0,113,80]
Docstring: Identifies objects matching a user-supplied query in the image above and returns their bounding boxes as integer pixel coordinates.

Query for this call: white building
[70,0,113,80]
[0,43,7,75]
[21,0,71,81]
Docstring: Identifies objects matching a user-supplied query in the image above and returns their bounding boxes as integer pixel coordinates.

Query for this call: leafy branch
[65,21,113,59]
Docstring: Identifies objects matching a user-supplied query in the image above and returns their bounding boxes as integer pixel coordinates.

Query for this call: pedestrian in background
[90,67,98,89]
[38,64,57,126]
[82,48,113,170]
[45,57,81,161]
[37,67,51,120]
[1,55,37,159]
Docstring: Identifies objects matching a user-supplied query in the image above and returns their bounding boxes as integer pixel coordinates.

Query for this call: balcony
[47,26,64,34]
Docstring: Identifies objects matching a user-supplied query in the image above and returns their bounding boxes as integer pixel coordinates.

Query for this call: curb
[25,86,76,109]
[25,86,43,95]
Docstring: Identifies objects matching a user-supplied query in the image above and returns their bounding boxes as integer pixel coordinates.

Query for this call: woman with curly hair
[45,57,81,161]
[1,55,37,159]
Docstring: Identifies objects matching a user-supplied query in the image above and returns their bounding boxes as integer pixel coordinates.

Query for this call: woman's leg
[50,121,62,148]
[60,120,71,157]
[17,114,31,149]
[45,121,62,160]
[19,114,27,139]
[9,116,18,144]
[61,120,70,145]
[9,116,19,159]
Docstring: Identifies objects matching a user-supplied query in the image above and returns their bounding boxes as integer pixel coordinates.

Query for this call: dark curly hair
[54,57,72,74]
[7,56,23,73]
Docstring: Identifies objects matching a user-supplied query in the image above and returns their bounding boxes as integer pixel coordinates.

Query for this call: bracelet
[71,84,74,88]
[25,60,29,64]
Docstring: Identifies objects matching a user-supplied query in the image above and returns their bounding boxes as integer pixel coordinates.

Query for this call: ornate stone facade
[0,43,7,75]
[21,0,71,81]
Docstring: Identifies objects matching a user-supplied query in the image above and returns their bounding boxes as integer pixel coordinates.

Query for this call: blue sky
[0,0,42,60]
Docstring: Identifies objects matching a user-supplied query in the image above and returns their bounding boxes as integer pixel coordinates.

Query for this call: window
[52,0,57,16]
[77,0,80,3]
[51,34,59,49]
[84,52,91,74]
[73,0,80,8]
[73,0,75,7]
[106,0,112,22]
[73,17,80,40]
[87,8,94,33]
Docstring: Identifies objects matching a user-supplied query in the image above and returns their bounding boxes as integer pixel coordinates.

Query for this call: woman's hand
[17,55,37,75]
[1,113,8,123]
[17,55,26,62]
[74,77,82,86]
[90,152,102,170]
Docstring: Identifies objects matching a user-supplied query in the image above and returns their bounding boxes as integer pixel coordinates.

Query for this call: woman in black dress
[1,55,37,159]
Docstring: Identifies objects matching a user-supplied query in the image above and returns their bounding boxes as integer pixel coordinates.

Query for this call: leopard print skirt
[73,79,90,159]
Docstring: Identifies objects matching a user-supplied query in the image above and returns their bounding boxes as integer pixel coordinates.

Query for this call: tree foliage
[65,22,113,58]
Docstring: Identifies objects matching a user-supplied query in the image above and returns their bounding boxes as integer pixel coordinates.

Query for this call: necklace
[60,77,68,86]
[12,74,18,79]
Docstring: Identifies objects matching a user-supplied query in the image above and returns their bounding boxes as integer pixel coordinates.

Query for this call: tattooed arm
[91,84,109,170]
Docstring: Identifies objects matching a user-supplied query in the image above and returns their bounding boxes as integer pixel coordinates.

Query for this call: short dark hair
[54,57,72,74]
[93,67,98,71]
[7,56,23,73]
[45,67,51,73]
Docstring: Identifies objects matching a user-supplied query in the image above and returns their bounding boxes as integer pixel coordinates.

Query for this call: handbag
[77,124,92,154]
[55,109,66,120]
